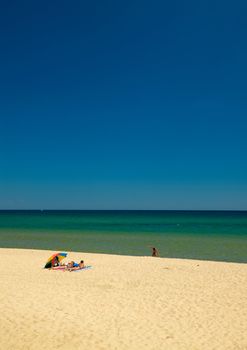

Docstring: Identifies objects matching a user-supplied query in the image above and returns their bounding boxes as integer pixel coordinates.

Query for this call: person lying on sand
[51,256,60,267]
[51,261,75,270]
[68,260,85,272]
[67,261,77,269]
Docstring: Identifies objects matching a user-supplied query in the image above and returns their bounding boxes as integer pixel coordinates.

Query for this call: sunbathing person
[51,256,60,267]
[67,261,76,268]
[68,260,85,271]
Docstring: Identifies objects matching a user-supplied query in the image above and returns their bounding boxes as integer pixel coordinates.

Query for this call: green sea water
[0,210,247,263]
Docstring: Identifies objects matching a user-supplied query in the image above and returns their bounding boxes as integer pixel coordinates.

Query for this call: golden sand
[0,248,246,350]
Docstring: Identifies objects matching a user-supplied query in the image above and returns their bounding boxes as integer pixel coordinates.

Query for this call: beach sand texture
[0,248,246,350]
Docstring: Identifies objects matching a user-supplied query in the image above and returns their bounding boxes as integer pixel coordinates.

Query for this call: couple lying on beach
[52,257,85,271]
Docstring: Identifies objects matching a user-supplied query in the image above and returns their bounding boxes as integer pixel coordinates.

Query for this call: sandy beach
[0,248,246,350]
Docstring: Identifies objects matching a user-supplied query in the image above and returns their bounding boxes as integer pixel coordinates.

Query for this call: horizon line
[0,209,247,212]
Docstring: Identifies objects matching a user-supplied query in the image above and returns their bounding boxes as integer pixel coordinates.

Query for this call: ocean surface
[0,210,247,263]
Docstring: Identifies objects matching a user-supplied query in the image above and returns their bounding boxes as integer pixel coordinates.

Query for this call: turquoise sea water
[0,210,247,263]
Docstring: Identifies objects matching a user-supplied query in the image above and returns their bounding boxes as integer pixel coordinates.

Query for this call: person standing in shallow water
[151,247,159,257]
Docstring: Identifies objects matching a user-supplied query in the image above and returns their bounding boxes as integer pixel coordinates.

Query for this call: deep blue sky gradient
[0,0,247,209]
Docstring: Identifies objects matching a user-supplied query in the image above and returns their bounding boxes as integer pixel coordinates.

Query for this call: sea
[0,210,247,263]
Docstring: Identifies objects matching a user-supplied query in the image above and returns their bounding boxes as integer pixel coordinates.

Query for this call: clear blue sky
[0,1,247,210]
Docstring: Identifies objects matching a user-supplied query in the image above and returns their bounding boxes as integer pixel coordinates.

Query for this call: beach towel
[73,266,92,271]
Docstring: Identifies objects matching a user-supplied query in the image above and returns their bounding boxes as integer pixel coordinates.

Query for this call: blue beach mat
[73,265,92,272]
